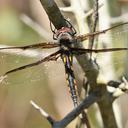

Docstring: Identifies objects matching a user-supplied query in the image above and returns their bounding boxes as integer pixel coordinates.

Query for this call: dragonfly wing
[0,42,59,50]
[76,22,128,42]
[71,48,128,54]
[0,50,61,82]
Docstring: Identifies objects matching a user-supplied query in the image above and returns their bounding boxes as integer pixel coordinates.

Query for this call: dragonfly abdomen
[61,54,78,107]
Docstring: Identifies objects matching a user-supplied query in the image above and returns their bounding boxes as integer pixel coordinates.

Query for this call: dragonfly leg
[50,53,61,61]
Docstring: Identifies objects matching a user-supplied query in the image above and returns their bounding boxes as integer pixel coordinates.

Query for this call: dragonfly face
[59,33,74,52]
[57,27,76,52]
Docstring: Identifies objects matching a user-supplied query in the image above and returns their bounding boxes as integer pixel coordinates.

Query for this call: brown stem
[40,0,68,29]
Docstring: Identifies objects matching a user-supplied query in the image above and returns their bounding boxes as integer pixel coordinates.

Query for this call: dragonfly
[0,20,128,107]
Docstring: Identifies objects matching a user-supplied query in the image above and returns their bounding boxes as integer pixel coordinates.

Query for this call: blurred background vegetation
[0,0,128,128]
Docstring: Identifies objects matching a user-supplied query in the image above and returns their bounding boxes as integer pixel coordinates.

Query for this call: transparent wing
[76,22,128,42]
[97,22,128,79]
[74,22,128,80]
[0,42,59,50]
[0,50,60,83]
[71,47,128,54]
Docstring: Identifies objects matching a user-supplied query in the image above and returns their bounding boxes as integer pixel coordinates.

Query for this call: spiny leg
[61,53,78,107]
[0,50,61,82]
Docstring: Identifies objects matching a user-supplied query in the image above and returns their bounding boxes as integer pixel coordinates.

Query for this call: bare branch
[40,0,68,29]
[30,100,55,125]
[30,90,100,128]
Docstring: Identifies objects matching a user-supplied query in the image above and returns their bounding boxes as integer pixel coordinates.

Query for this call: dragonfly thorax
[58,32,75,51]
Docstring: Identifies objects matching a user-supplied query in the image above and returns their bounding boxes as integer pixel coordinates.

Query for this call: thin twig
[30,100,55,125]
[88,0,99,50]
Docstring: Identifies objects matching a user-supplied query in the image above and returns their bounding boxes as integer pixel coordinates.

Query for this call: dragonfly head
[58,32,73,42]
[58,32,75,50]
[56,27,75,48]
[56,27,76,37]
